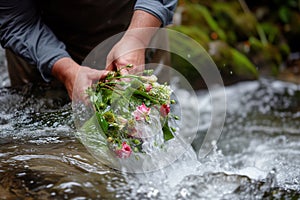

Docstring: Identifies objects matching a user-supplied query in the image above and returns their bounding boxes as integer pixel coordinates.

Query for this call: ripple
[0,73,300,199]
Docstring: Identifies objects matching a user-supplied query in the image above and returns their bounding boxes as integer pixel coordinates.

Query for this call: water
[0,49,299,199]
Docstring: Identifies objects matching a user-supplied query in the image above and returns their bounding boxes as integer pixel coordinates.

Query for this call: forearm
[125,0,178,47]
[123,10,162,48]
[51,57,80,84]
[0,0,70,82]
[106,10,163,75]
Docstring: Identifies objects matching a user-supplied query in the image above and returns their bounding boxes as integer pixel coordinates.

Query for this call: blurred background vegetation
[170,0,300,87]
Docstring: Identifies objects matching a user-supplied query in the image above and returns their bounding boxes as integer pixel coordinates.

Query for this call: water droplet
[180,188,189,198]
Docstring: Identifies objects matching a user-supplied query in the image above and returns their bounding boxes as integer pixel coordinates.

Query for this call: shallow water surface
[0,76,300,199]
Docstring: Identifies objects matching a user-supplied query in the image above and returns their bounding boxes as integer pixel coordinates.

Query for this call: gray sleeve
[0,0,70,82]
[134,0,178,26]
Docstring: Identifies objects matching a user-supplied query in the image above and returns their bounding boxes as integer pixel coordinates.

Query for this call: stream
[0,46,299,199]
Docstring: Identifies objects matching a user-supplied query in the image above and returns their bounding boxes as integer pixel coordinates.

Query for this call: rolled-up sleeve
[134,0,178,26]
[0,0,70,82]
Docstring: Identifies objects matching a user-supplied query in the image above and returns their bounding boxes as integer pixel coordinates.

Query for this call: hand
[106,10,162,76]
[106,34,146,76]
[72,66,108,102]
[52,57,108,100]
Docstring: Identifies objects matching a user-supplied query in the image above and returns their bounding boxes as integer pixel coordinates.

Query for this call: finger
[129,65,144,75]
[99,70,109,80]
[106,62,116,71]
[116,64,130,82]
[89,69,109,81]
[119,68,129,76]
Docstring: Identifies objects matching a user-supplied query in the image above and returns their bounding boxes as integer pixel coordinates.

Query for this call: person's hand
[106,34,146,76]
[106,10,162,76]
[52,57,108,100]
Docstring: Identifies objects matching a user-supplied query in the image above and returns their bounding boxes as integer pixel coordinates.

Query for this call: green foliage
[209,41,258,79]
[85,71,177,157]
[230,48,258,77]
[194,4,227,41]
[162,119,174,141]
[171,25,210,48]
[171,0,298,83]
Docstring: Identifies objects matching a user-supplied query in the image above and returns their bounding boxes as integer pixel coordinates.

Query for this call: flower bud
[133,139,141,145]
[174,115,180,120]
[160,104,170,117]
[107,137,113,143]
[115,142,132,158]
[171,127,177,132]
[133,147,139,153]
[144,83,152,92]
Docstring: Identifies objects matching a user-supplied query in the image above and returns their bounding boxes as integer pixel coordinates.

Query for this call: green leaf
[100,88,113,105]
[95,111,108,134]
[278,6,291,24]
[162,120,174,141]
[195,4,227,41]
[230,48,259,78]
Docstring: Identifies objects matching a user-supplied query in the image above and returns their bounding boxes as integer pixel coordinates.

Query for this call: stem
[256,25,268,46]
[238,0,268,45]
[104,85,124,95]
[114,74,141,79]
[100,81,128,87]
[238,0,250,13]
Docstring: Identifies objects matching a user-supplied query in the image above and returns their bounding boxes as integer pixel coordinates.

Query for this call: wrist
[52,57,80,85]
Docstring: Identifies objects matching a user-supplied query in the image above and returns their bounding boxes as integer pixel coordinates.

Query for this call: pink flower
[145,83,152,92]
[115,142,132,158]
[133,103,151,121]
[160,104,170,117]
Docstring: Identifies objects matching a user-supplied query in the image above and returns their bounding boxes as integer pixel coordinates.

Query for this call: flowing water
[0,47,300,199]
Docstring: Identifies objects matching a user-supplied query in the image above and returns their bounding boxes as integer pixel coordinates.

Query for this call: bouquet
[85,65,179,160]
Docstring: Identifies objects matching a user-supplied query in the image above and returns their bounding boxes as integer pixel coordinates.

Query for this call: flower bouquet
[77,65,186,172]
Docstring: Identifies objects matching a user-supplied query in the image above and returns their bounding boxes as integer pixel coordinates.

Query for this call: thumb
[89,69,109,81]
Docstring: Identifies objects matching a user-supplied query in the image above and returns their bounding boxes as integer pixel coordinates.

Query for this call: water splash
[0,75,300,199]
